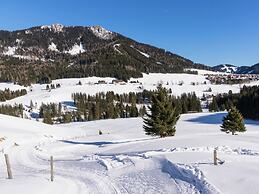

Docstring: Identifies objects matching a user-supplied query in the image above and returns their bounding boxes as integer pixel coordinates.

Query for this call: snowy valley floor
[0,112,259,194]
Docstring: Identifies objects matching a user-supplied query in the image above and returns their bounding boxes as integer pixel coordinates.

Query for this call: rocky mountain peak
[40,23,64,33]
[89,25,114,40]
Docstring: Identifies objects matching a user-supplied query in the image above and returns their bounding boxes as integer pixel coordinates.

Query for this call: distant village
[205,73,259,85]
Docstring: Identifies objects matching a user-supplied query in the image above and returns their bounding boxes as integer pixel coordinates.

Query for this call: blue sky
[1,0,259,66]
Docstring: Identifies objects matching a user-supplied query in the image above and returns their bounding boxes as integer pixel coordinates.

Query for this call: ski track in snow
[3,134,222,194]
[2,118,259,194]
[12,138,125,194]
[1,112,259,193]
[27,137,240,194]
[13,130,259,194]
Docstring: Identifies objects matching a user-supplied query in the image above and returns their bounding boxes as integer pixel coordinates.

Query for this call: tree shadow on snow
[186,112,259,126]
[186,112,226,125]
[245,119,259,126]
[59,137,158,147]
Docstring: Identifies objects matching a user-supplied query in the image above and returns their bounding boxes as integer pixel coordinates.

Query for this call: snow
[13,55,39,60]
[25,30,32,34]
[1,112,259,193]
[130,45,150,58]
[113,44,122,54]
[220,65,238,73]
[64,43,85,55]
[0,82,26,91]
[138,50,150,58]
[16,39,22,44]
[48,42,59,52]
[185,68,228,75]
[89,26,114,40]
[0,66,258,193]
[248,70,255,74]
[3,46,17,56]
[1,73,259,108]
[2,46,39,60]
[41,24,64,33]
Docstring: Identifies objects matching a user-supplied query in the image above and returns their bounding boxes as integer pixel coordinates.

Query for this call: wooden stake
[50,156,54,181]
[214,149,217,165]
[4,154,13,179]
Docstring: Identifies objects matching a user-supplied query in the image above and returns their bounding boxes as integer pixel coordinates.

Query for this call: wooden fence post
[4,154,13,179]
[214,149,217,165]
[50,156,54,181]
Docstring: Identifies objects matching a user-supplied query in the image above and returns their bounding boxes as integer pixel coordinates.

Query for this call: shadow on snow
[186,112,259,126]
[59,137,158,147]
[186,112,226,125]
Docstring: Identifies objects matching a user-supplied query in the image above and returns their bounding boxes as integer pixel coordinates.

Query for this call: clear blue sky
[1,0,259,66]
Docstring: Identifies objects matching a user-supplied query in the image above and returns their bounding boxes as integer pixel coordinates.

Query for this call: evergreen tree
[43,111,53,124]
[63,113,72,123]
[139,106,146,117]
[143,86,180,137]
[209,97,219,112]
[221,106,246,135]
[130,103,138,117]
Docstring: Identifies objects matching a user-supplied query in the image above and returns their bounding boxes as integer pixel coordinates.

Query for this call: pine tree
[209,97,219,112]
[143,86,180,137]
[43,111,53,124]
[63,113,72,123]
[221,106,246,135]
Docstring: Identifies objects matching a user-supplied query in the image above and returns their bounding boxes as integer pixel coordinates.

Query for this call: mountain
[0,24,209,85]
[212,64,238,73]
[213,63,259,74]
[237,63,259,74]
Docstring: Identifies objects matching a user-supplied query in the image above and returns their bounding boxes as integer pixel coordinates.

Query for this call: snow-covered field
[0,112,259,194]
[0,72,259,193]
[1,72,259,107]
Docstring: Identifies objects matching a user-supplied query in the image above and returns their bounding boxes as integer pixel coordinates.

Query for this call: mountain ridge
[0,24,210,85]
[212,63,259,74]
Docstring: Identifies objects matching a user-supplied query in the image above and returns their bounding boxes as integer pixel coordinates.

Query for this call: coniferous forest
[0,104,23,117]
[38,91,202,124]
[209,85,259,120]
[0,89,27,102]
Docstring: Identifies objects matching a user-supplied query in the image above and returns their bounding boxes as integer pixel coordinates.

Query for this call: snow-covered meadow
[0,71,259,194]
[0,112,259,194]
[1,72,259,108]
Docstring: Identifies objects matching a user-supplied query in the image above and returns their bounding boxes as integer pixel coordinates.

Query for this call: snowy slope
[0,112,259,193]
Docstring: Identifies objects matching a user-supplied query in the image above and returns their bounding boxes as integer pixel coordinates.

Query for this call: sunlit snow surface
[0,72,259,193]
[1,72,259,108]
[0,112,259,193]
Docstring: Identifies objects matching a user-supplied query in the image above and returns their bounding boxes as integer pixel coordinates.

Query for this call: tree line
[209,85,259,120]
[0,89,27,102]
[0,104,23,117]
[39,90,201,124]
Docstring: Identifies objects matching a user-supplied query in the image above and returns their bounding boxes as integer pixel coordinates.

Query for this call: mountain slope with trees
[0,24,210,85]
[212,63,259,74]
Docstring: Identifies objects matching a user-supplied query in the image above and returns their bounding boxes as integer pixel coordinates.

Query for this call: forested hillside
[0,24,209,85]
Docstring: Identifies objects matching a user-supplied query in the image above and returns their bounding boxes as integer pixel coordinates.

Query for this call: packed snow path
[1,112,259,193]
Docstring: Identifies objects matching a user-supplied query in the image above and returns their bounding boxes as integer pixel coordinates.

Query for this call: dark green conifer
[143,86,180,137]
[221,106,246,135]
